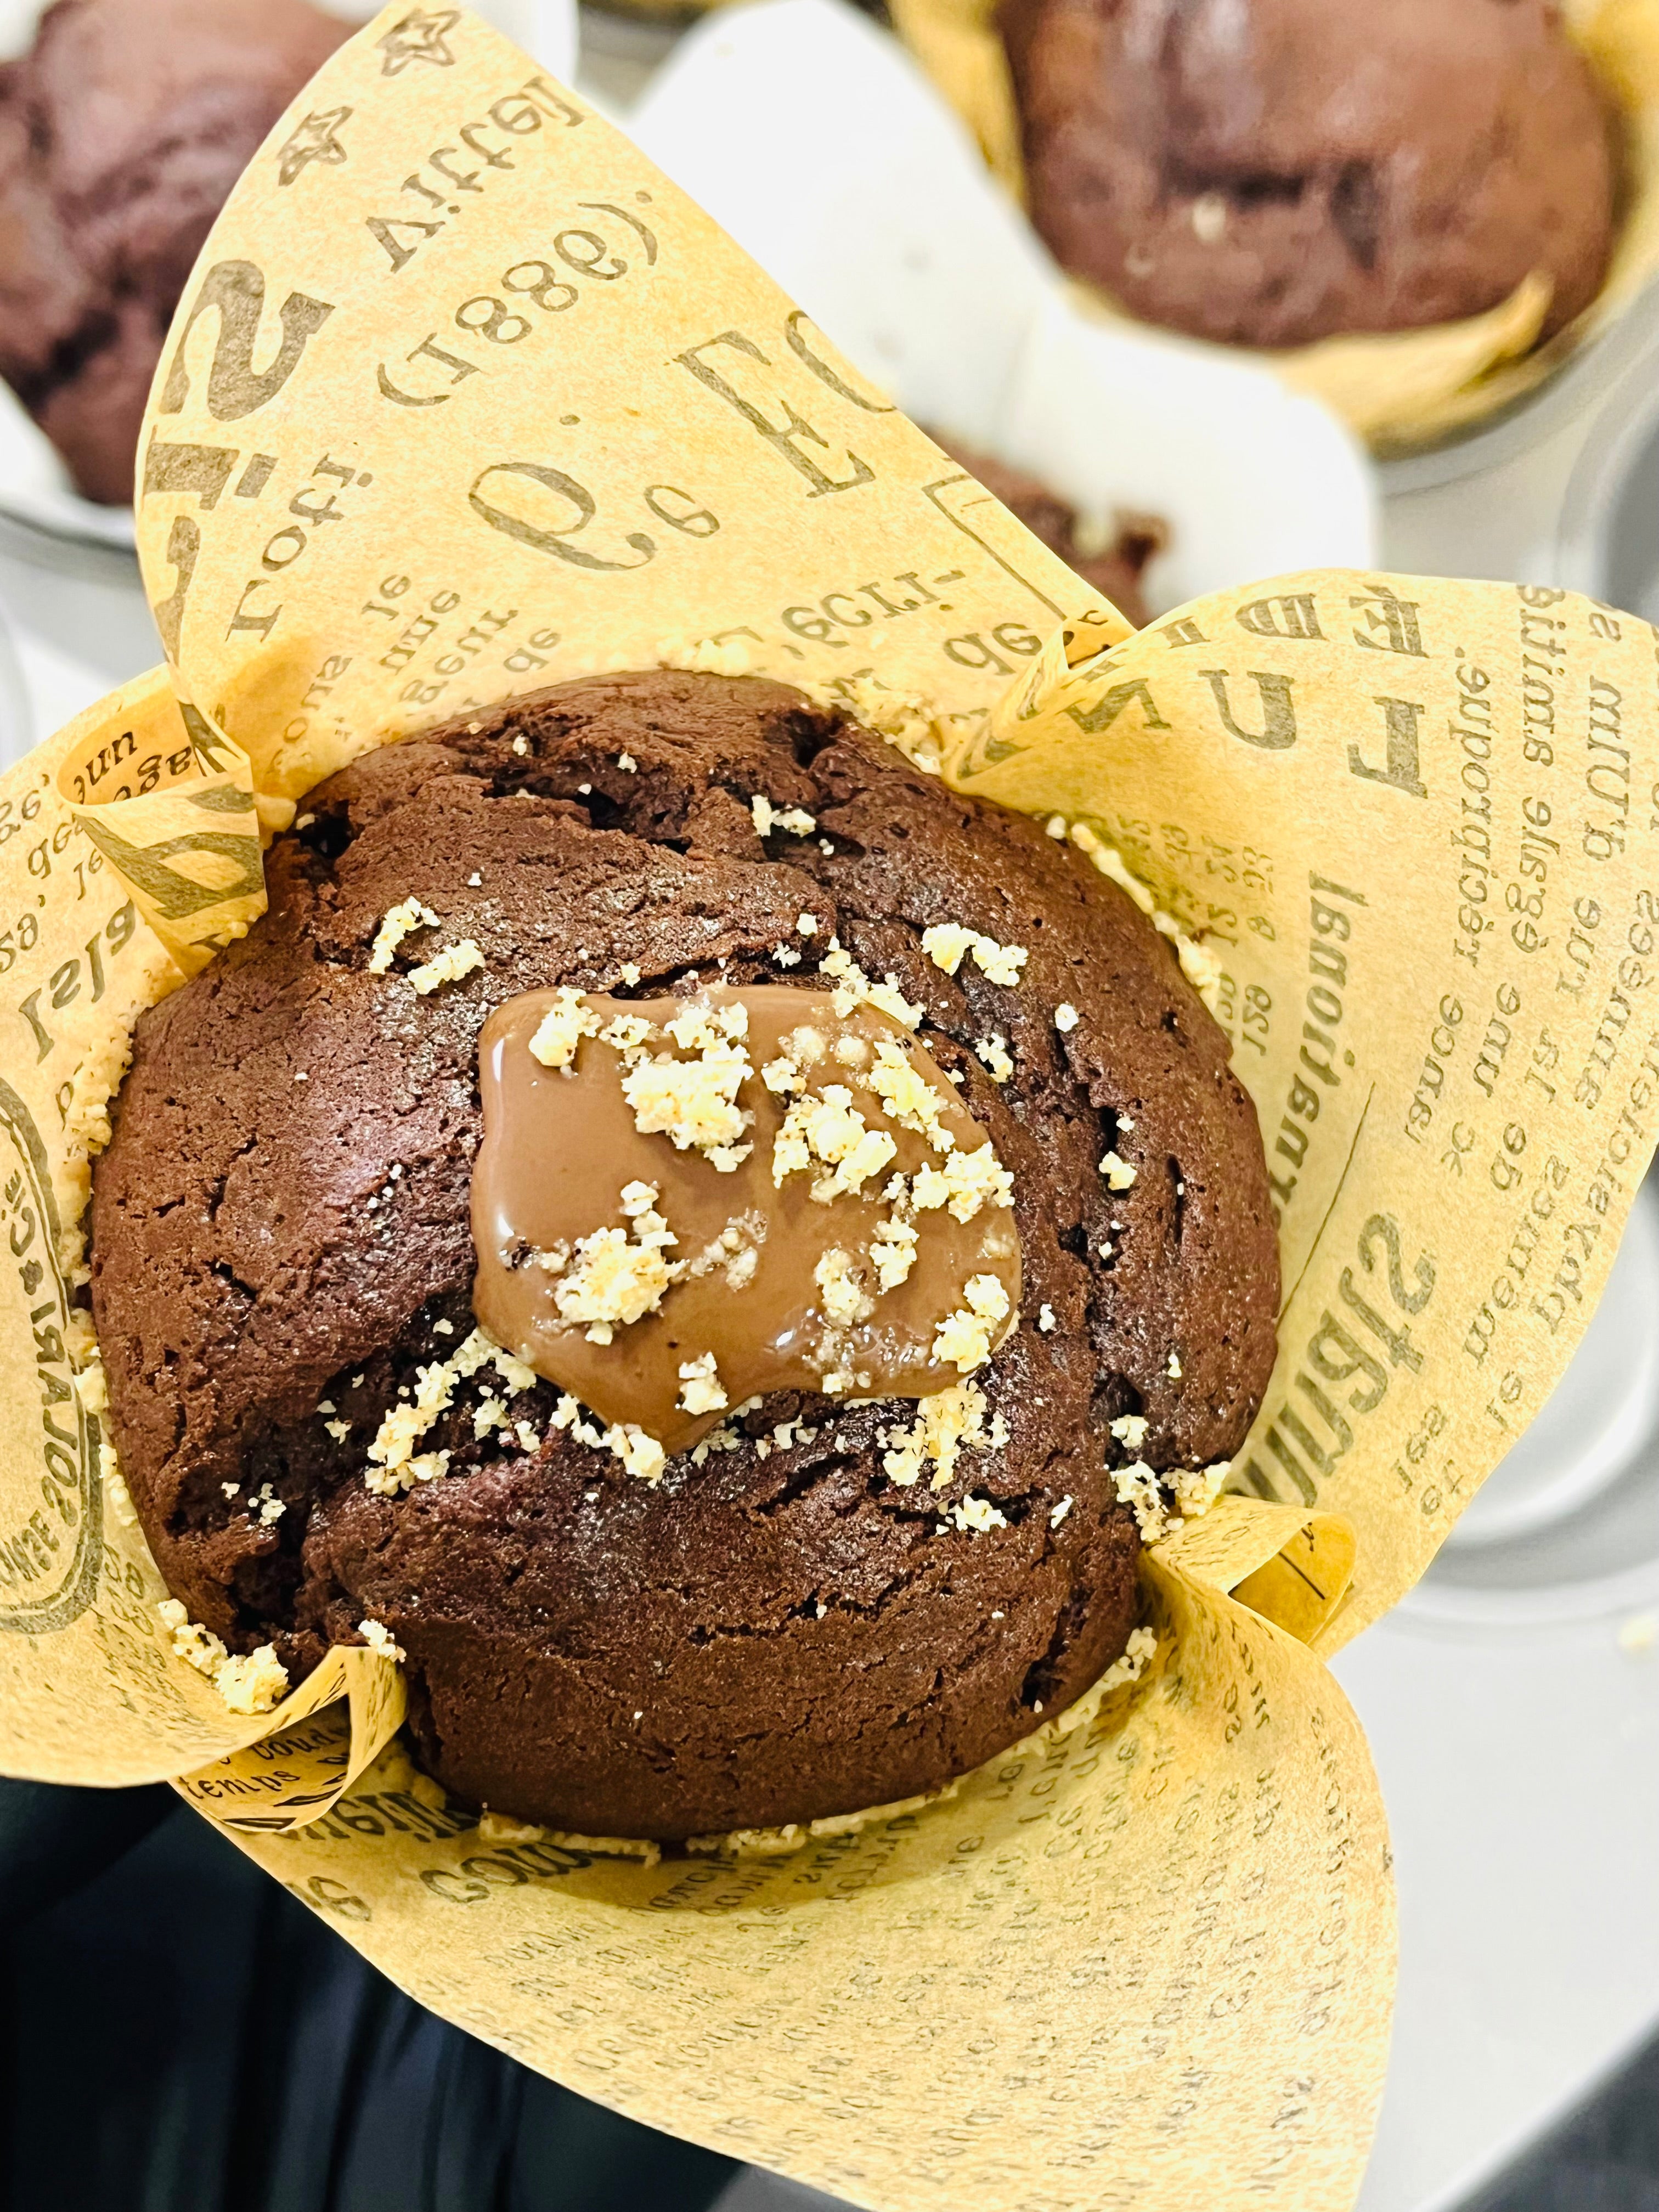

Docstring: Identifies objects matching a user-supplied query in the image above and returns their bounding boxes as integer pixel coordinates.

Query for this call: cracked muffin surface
[90,672,1278,1841]
[1001,0,1616,351]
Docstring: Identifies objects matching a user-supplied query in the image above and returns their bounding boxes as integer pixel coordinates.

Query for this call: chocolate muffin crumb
[91,672,1278,1840]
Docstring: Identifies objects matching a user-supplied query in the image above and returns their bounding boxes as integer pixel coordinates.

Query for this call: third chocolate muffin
[936,435,1165,625]
[91,672,1278,1842]
[1000,0,1617,350]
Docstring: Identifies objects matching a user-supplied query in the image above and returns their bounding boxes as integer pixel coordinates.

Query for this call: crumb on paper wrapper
[158,1600,288,1716]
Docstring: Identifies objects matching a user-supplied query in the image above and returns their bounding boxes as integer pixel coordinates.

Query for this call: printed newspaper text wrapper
[2,13,1657,2207]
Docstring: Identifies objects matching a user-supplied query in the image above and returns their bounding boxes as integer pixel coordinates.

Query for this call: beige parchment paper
[888,0,1659,453]
[2,10,1658,2205]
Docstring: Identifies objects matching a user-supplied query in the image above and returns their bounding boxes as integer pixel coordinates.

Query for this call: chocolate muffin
[937,436,1164,625]
[1001,0,1617,350]
[0,0,350,505]
[90,672,1278,1842]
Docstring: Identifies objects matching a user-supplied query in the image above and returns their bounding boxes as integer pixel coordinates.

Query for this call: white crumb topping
[252,1482,285,1527]
[819,939,923,1029]
[618,962,641,988]
[511,733,529,756]
[771,943,802,968]
[870,1215,918,1292]
[550,1393,666,1482]
[409,939,485,995]
[974,1034,1013,1082]
[160,1599,290,1715]
[814,1246,874,1325]
[1099,1149,1137,1191]
[620,997,753,1169]
[881,1382,992,1492]
[1167,1349,1182,1379]
[617,753,637,772]
[919,923,977,976]
[1114,1458,1229,1543]
[907,1141,1014,1224]
[358,1617,405,1663]
[368,897,440,974]
[323,1418,351,1442]
[1178,935,1225,1000]
[677,1352,729,1415]
[1054,1002,1080,1032]
[600,1012,653,1053]
[1172,1459,1227,1516]
[215,1646,292,1716]
[864,1039,953,1150]
[477,1809,545,1844]
[1049,1495,1073,1527]
[949,1493,1007,1534]
[921,923,1028,987]
[529,988,601,1069]
[751,794,817,839]
[1114,1462,1167,1542]
[933,1274,1012,1373]
[656,633,755,680]
[364,1327,535,1496]
[1101,1624,1158,1692]
[1046,815,1068,840]
[797,912,819,937]
[1110,1412,1149,1451]
[549,1183,678,1340]
[772,1085,896,1202]
[1037,1303,1057,1333]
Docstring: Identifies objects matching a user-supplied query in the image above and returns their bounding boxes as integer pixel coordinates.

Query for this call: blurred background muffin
[0,0,350,505]
[998,0,1618,351]
[934,435,1165,622]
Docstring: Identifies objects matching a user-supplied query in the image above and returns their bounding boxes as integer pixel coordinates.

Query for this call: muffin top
[1001,0,1616,350]
[0,0,351,501]
[90,673,1278,1837]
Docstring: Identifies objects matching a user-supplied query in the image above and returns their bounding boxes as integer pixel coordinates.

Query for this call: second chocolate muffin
[91,672,1278,1841]
[0,0,351,504]
[1001,0,1617,351]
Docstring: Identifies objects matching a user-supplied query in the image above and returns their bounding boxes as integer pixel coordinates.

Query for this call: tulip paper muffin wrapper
[1,12,1657,2208]
[887,0,1659,452]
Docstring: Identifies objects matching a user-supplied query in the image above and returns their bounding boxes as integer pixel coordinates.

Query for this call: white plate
[629,0,1377,612]
[0,0,579,561]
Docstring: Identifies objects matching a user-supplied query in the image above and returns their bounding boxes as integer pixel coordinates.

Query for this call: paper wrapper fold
[888,0,1659,451]
[2,12,1658,2207]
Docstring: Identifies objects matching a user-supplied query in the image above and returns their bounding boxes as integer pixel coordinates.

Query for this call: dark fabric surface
[1465,2032,1659,2212]
[0,1779,737,2212]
